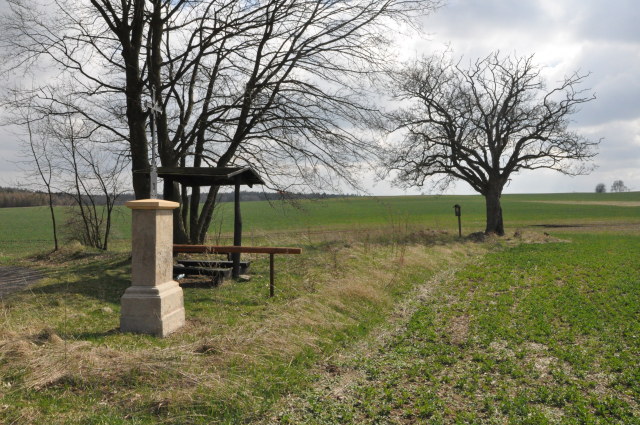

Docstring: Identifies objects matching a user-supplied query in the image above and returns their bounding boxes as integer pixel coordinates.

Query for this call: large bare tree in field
[384,52,599,235]
[1,0,440,243]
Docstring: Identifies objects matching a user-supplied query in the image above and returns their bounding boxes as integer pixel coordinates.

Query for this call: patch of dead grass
[0,231,495,423]
[509,228,570,244]
[447,315,470,346]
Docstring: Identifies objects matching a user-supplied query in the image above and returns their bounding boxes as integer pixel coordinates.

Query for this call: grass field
[1,191,639,259]
[271,232,640,424]
[0,192,638,424]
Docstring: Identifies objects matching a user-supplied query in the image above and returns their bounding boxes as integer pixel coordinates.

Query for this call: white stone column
[120,199,185,337]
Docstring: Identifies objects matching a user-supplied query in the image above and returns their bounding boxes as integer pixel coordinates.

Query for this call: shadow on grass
[31,251,268,313]
[32,255,132,305]
[73,328,121,340]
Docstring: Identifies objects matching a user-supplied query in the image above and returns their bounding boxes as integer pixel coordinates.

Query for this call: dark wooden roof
[156,167,264,187]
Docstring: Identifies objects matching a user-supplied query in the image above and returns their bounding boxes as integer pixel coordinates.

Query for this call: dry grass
[0,226,495,424]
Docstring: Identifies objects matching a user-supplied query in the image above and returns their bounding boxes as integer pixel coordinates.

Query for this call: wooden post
[232,178,242,278]
[454,204,462,238]
[269,253,275,297]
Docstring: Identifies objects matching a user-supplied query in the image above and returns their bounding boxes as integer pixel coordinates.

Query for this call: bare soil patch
[530,222,640,234]
[0,266,43,298]
[524,200,640,207]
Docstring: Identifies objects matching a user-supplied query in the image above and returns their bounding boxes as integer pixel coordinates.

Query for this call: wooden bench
[173,245,302,297]
[173,264,231,285]
[175,259,251,275]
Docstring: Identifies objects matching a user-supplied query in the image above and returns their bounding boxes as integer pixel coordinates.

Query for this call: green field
[1,192,639,258]
[0,192,638,424]
[275,232,640,424]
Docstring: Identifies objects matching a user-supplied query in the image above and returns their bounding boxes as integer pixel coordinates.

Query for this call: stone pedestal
[120,199,185,337]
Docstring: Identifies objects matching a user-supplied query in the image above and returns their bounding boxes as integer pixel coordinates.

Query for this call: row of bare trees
[1,0,440,244]
[1,1,600,239]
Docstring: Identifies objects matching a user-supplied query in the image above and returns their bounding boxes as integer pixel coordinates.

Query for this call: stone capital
[126,199,180,210]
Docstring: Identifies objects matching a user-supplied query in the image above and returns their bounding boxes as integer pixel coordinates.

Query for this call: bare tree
[24,118,60,251]
[610,180,628,192]
[1,0,440,243]
[49,114,127,250]
[23,103,127,250]
[595,183,606,193]
[383,52,599,235]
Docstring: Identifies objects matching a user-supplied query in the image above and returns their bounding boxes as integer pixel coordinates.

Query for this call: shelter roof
[156,167,264,187]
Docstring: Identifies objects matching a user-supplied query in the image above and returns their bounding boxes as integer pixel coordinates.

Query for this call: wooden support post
[269,253,275,297]
[232,179,242,278]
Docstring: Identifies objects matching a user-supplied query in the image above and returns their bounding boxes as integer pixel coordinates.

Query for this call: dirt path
[0,267,44,298]
[524,200,640,207]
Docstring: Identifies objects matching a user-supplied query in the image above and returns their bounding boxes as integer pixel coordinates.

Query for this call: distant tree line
[0,187,74,208]
[0,187,355,208]
[595,180,631,193]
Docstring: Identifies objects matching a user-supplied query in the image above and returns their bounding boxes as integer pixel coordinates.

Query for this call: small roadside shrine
[158,166,264,278]
[120,166,300,337]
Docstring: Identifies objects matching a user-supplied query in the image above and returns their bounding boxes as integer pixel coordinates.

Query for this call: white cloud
[1,0,638,195]
[379,0,640,195]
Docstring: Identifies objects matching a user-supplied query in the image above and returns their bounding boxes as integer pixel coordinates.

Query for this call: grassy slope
[0,225,487,424]
[0,193,639,423]
[269,232,640,424]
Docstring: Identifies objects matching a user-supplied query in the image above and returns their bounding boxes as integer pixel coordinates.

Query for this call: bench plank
[173,244,301,297]
[176,259,250,267]
[173,265,231,278]
[176,259,250,274]
[174,245,301,255]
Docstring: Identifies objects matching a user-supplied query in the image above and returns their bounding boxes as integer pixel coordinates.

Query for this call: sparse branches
[384,51,598,235]
[2,0,440,243]
[25,116,60,251]
[610,180,629,192]
[16,99,127,250]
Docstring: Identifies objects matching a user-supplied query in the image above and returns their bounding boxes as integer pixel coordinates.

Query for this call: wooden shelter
[157,166,265,278]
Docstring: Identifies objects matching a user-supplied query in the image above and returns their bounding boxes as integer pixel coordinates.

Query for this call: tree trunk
[484,186,505,236]
[195,186,220,244]
[47,191,58,251]
[232,180,242,278]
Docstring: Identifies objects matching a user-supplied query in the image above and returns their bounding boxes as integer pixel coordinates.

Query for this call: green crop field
[1,191,639,259]
[0,192,638,424]
[276,232,640,424]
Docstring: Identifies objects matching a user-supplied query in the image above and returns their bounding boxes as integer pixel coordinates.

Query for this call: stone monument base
[120,280,185,337]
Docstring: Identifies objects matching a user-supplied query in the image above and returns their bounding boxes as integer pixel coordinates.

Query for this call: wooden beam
[173,245,301,255]
[232,179,242,278]
[269,253,275,297]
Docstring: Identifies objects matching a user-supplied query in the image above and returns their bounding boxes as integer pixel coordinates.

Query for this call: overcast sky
[0,0,638,195]
[370,0,640,195]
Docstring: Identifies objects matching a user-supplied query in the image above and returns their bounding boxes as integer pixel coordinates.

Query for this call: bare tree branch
[383,51,599,235]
